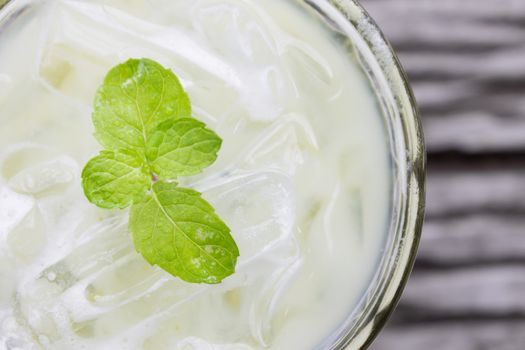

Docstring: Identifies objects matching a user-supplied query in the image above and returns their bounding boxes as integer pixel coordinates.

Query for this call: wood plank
[363,0,525,16]
[417,215,525,266]
[372,321,525,350]
[401,49,525,81]
[426,169,525,217]
[424,114,525,152]
[394,266,525,322]
[362,0,525,57]
[412,79,525,120]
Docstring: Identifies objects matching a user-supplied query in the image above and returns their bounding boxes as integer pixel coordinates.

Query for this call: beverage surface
[0,0,391,349]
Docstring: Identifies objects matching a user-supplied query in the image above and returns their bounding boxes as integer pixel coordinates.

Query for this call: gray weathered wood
[427,170,525,217]
[360,0,525,349]
[373,322,525,350]
[418,215,525,266]
[424,115,525,152]
[397,266,525,320]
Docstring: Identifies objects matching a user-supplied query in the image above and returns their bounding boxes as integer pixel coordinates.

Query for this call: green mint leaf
[81,150,150,209]
[93,58,191,152]
[83,58,239,284]
[129,181,239,284]
[146,118,222,179]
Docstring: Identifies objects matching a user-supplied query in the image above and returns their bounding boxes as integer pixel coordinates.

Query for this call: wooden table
[358,0,525,348]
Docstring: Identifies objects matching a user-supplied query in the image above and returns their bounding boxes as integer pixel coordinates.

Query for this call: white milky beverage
[0,0,391,349]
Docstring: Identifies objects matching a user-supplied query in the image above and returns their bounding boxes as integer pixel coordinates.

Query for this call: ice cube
[7,156,78,195]
[279,42,342,121]
[6,207,46,262]
[37,215,132,292]
[0,73,11,106]
[169,337,254,350]
[197,171,296,261]
[0,186,34,239]
[0,254,16,309]
[83,255,162,305]
[1,336,33,350]
[1,143,63,180]
[192,1,277,64]
[32,183,112,253]
[247,252,302,346]
[14,216,133,345]
[37,2,123,105]
[235,113,318,176]
[0,143,101,246]
[284,42,335,90]
[36,1,242,106]
[0,310,41,350]
[192,1,292,122]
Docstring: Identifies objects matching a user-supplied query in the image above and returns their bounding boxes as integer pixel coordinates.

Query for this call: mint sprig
[82,58,239,284]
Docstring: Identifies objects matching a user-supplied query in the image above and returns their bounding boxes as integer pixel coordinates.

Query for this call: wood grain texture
[359,0,525,349]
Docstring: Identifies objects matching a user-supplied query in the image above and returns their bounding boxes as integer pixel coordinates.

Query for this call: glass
[0,0,425,349]
[303,1,425,349]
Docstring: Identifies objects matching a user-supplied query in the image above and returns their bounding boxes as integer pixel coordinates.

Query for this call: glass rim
[315,0,426,349]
